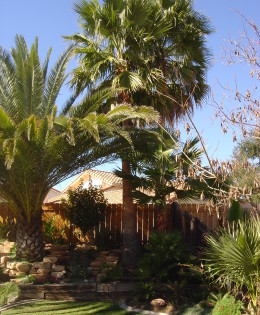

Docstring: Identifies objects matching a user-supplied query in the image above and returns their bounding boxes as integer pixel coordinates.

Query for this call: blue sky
[0,0,259,189]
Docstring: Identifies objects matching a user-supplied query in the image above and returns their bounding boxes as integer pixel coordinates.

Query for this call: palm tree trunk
[16,212,44,262]
[122,159,140,268]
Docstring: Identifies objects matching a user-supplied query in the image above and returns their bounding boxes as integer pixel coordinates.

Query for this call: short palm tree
[115,131,206,205]
[0,36,158,261]
[204,217,260,313]
[67,0,212,266]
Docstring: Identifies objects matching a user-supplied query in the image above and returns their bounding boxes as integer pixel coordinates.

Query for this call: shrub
[227,200,242,223]
[43,216,65,244]
[204,216,260,312]
[0,282,20,305]
[212,294,243,315]
[100,263,123,282]
[64,181,107,237]
[138,231,192,283]
[0,219,16,242]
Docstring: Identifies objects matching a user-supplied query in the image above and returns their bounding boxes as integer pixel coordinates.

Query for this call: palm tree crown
[0,35,158,261]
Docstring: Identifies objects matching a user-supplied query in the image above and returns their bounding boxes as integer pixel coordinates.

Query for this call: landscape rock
[43,256,58,264]
[0,240,15,254]
[6,261,17,270]
[51,271,65,279]
[90,260,103,268]
[37,268,51,275]
[105,256,118,263]
[32,262,51,269]
[52,265,65,272]
[16,262,31,273]
[9,269,17,277]
[1,255,12,265]
[150,298,167,307]
[50,245,69,251]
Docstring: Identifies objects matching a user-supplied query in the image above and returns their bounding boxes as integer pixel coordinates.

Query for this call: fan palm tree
[204,217,260,314]
[115,132,207,205]
[0,35,158,262]
[67,0,212,266]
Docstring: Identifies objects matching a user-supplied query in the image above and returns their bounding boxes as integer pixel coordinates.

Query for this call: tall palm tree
[67,0,212,266]
[0,35,158,262]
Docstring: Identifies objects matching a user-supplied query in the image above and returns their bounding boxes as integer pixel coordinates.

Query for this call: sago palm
[67,0,212,266]
[0,35,159,261]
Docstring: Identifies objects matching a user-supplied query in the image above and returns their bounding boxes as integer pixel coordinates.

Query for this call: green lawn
[2,301,143,315]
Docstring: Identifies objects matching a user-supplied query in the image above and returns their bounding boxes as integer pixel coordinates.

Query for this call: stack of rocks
[0,243,69,282]
[87,249,122,281]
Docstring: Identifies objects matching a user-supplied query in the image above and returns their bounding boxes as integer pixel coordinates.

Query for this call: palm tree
[67,0,212,266]
[115,132,206,205]
[204,217,260,314]
[0,35,158,262]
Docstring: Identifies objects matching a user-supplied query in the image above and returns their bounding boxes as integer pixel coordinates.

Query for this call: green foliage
[0,35,158,262]
[9,243,16,258]
[100,263,123,283]
[204,216,260,311]
[138,232,192,283]
[43,216,65,245]
[64,181,107,235]
[227,200,242,223]
[212,294,243,315]
[0,282,20,306]
[69,250,95,280]
[0,219,16,242]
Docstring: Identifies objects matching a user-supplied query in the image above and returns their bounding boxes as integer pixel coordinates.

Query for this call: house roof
[62,169,122,193]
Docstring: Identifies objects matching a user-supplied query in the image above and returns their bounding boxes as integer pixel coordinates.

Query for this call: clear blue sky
[0,0,259,189]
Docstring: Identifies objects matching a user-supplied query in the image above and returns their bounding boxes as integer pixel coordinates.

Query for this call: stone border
[119,301,169,315]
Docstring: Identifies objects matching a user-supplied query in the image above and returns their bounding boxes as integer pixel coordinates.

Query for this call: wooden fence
[0,201,220,248]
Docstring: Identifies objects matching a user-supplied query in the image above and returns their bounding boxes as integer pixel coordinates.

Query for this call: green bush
[204,216,260,312]
[0,219,16,242]
[138,232,193,283]
[0,282,20,305]
[227,200,242,223]
[212,294,243,315]
[64,181,107,236]
[100,263,123,282]
[43,216,65,244]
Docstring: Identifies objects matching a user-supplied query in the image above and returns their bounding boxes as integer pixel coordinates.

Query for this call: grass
[1,300,143,315]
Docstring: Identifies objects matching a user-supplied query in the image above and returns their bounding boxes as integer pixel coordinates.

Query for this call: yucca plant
[0,35,159,262]
[204,216,260,314]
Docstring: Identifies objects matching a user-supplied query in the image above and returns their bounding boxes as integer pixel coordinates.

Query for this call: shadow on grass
[175,303,212,315]
[2,301,142,315]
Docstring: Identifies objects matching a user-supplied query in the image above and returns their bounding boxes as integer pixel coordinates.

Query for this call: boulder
[50,271,65,279]
[6,261,17,270]
[37,268,51,275]
[9,269,17,277]
[90,260,103,268]
[16,262,31,274]
[0,240,15,254]
[105,256,118,263]
[52,265,65,272]
[32,261,51,269]
[50,245,69,251]
[1,255,12,265]
[150,298,167,307]
[43,256,58,264]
